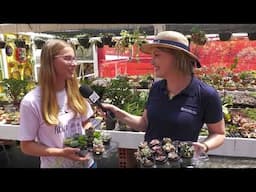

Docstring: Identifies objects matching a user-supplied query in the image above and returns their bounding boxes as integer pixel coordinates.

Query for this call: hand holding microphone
[79,85,116,121]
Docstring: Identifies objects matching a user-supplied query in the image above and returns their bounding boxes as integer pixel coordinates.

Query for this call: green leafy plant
[102,75,132,109]
[80,78,109,100]
[190,27,207,45]
[1,78,29,108]
[138,74,154,89]
[123,91,148,116]
[242,108,256,121]
[221,95,233,123]
[114,29,147,60]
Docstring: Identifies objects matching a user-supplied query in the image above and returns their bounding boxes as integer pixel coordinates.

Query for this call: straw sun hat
[140,31,201,68]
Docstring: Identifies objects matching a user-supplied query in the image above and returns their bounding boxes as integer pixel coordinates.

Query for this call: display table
[0,124,19,140]
[93,141,119,168]
[1,124,256,158]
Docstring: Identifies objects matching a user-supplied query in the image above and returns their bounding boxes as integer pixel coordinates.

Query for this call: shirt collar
[160,75,198,97]
[180,76,198,97]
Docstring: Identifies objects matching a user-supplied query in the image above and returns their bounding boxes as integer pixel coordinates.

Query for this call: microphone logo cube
[89,91,100,103]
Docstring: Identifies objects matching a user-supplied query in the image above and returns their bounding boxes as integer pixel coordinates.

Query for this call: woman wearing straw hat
[102,31,225,154]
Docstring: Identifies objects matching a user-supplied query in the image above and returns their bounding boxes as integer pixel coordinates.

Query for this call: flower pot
[168,159,181,168]
[105,118,116,130]
[140,158,155,168]
[180,157,193,168]
[6,45,13,56]
[219,32,232,41]
[101,35,112,46]
[78,37,90,48]
[108,41,116,47]
[96,41,104,48]
[103,138,111,146]
[0,40,6,49]
[248,32,256,40]
[155,155,168,166]
[34,39,45,49]
[14,39,26,48]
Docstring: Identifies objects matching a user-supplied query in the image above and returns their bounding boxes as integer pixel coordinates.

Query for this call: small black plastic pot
[0,40,6,49]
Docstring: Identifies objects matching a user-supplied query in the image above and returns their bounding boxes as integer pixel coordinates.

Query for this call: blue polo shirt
[145,76,223,142]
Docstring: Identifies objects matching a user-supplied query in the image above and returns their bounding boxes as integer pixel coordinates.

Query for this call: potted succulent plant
[135,141,155,168]
[101,132,112,146]
[178,141,195,168]
[93,138,105,155]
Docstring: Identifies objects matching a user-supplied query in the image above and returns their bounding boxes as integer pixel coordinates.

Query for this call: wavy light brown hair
[39,39,88,125]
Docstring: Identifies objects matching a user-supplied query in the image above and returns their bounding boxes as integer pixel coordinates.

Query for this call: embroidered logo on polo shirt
[180,107,197,115]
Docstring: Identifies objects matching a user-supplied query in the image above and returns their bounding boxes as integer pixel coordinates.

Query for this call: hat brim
[141,43,201,68]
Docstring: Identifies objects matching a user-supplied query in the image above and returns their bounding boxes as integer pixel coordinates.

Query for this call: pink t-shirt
[18,86,94,168]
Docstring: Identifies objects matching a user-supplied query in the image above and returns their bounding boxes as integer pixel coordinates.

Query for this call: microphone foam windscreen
[79,85,93,98]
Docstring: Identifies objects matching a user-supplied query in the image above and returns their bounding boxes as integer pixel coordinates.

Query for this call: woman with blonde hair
[102,31,225,154]
[18,39,95,168]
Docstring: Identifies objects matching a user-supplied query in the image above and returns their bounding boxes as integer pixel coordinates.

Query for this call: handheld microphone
[79,85,115,120]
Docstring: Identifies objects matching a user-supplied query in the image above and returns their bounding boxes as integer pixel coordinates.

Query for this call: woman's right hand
[62,147,91,161]
[99,103,118,118]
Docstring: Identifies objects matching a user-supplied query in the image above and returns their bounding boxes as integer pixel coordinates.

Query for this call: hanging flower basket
[14,38,26,48]
[101,33,114,46]
[190,27,207,45]
[34,38,46,49]
[248,32,256,40]
[78,37,90,48]
[89,38,104,48]
[0,40,6,49]
[109,40,116,47]
[6,45,13,56]
[76,34,91,48]
[96,42,104,48]
[219,32,232,41]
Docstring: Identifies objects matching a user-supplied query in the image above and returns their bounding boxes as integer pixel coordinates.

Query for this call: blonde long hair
[39,39,87,125]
